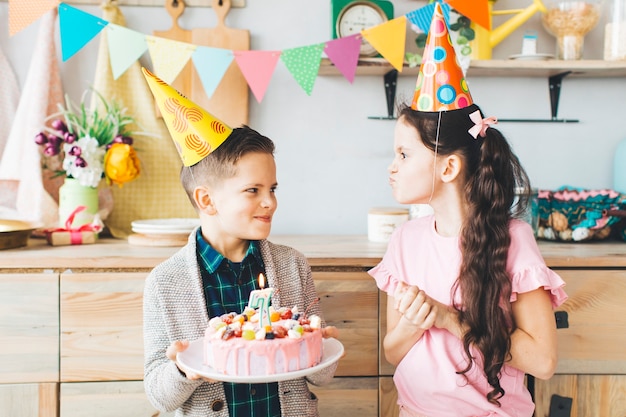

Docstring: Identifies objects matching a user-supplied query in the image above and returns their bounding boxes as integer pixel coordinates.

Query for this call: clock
[331,0,394,57]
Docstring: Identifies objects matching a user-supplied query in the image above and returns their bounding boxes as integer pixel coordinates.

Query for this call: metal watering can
[470,0,547,59]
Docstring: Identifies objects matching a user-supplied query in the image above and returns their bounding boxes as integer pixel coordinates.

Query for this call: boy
[142,68,338,417]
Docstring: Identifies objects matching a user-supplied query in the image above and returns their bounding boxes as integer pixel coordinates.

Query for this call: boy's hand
[167,340,218,383]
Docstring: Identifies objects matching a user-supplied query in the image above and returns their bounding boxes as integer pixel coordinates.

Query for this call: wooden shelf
[319,58,626,78]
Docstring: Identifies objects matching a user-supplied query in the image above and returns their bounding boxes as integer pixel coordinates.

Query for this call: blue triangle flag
[406,1,451,33]
[59,3,108,61]
[191,46,234,99]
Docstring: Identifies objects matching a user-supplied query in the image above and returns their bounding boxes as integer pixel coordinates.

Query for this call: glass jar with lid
[542,0,603,59]
[605,0,626,59]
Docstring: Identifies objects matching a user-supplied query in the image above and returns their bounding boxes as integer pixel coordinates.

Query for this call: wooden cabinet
[1,237,625,417]
[533,269,626,417]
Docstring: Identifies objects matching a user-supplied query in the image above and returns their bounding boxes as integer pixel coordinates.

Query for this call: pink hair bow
[468,110,497,139]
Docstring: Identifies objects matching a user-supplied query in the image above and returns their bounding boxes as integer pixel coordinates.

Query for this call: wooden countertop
[0,235,625,271]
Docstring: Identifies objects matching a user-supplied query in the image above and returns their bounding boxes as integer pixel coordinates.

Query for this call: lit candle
[248,273,273,328]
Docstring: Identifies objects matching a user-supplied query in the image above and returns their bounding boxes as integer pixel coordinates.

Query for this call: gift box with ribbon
[45,206,103,246]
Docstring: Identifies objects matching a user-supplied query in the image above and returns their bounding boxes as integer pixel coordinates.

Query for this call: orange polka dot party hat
[142,68,233,167]
[412,2,473,112]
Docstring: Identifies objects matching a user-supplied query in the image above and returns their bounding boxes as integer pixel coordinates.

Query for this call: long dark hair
[399,103,531,405]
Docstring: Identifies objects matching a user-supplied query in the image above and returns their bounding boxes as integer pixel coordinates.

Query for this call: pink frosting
[204,329,323,376]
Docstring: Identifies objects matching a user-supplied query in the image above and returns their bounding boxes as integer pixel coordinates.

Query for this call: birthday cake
[203,306,323,377]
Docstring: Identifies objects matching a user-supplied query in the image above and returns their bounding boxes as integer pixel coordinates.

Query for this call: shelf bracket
[368,69,398,120]
[549,71,571,121]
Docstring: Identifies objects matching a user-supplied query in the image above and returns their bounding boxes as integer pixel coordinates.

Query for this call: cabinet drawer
[60,272,146,382]
[313,377,378,417]
[314,271,379,376]
[0,273,59,383]
[60,381,174,417]
[554,269,626,374]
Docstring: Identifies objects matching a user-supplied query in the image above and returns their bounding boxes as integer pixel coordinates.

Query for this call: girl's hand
[393,282,464,338]
[166,340,217,383]
[393,282,437,330]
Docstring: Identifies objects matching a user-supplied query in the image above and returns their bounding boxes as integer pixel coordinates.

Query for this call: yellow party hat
[142,68,233,166]
[411,2,473,112]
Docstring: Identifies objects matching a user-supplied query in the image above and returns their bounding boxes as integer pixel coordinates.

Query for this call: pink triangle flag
[9,0,58,36]
[324,34,361,84]
[361,16,407,72]
[234,50,281,103]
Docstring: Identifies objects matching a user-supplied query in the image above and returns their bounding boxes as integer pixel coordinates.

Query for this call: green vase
[58,178,99,228]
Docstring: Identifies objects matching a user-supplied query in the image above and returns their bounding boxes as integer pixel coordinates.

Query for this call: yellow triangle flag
[145,35,196,85]
[361,16,407,72]
[9,0,59,36]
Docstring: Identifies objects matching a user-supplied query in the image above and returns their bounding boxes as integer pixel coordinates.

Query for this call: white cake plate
[177,337,344,383]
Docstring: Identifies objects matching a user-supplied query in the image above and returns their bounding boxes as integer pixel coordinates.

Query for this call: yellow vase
[58,178,99,228]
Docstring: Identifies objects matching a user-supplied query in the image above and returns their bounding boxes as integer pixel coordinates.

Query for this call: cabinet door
[60,381,174,417]
[0,273,59,383]
[60,272,146,382]
[551,269,626,374]
[313,377,378,417]
[534,269,626,417]
[534,375,626,417]
[313,271,379,376]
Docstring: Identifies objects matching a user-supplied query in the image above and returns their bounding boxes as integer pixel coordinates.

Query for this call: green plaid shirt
[196,230,281,417]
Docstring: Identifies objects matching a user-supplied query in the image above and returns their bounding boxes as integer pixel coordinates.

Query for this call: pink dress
[369,216,567,417]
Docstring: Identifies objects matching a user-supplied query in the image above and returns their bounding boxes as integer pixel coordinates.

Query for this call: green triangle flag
[280,43,325,96]
[59,3,108,61]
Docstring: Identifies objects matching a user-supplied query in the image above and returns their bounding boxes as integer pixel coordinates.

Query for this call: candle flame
[258,273,265,289]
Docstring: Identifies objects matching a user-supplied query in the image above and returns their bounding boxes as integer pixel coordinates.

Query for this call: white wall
[1,0,625,235]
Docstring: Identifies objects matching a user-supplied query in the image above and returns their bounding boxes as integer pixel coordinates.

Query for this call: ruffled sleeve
[369,261,400,295]
[510,264,568,308]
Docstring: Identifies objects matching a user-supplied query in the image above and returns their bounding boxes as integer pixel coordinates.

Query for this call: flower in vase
[35,90,143,188]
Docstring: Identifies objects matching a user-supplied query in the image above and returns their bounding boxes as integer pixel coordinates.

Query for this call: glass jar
[605,0,626,59]
[542,0,603,59]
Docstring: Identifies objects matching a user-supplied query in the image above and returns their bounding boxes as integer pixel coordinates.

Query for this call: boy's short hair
[180,125,275,208]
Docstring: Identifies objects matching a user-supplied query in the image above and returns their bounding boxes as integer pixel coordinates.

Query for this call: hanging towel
[92,1,196,238]
[0,9,64,227]
[0,44,20,159]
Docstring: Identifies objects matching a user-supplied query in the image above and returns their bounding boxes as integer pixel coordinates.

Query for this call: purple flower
[121,136,133,145]
[51,119,68,133]
[43,144,59,156]
[47,134,62,148]
[64,132,76,144]
[113,134,124,143]
[74,156,87,168]
[34,132,48,145]
[68,146,82,157]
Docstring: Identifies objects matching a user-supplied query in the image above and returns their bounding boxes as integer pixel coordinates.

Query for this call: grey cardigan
[143,229,337,417]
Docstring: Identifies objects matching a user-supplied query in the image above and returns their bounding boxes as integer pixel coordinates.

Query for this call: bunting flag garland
[7,0,491,102]
[145,35,196,85]
[361,16,408,72]
[324,34,362,84]
[281,43,326,96]
[107,24,148,80]
[406,2,451,34]
[234,50,281,103]
[191,47,234,100]
[58,3,108,61]
[8,0,58,36]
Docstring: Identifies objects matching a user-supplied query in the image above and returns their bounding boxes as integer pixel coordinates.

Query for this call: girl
[369,102,568,417]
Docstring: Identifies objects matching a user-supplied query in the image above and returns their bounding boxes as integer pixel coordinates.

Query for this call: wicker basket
[536,187,626,242]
